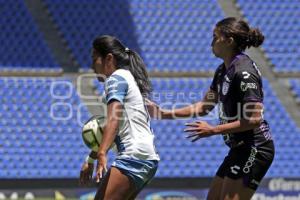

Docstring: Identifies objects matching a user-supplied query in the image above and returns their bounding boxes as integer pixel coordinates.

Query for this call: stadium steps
[72,73,107,116]
[218,0,300,128]
[288,78,300,104]
[24,0,80,72]
[42,0,224,72]
[236,0,300,75]
[0,70,63,77]
[0,0,60,73]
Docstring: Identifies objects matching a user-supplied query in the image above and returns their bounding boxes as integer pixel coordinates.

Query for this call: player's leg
[207,175,224,200]
[94,167,136,200]
[207,150,232,200]
[127,160,159,200]
[220,141,275,200]
[95,158,158,200]
[220,177,255,200]
[127,174,155,200]
[127,185,143,200]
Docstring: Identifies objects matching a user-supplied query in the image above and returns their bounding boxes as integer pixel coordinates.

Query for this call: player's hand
[95,153,107,183]
[184,121,216,142]
[79,162,94,186]
[145,99,162,119]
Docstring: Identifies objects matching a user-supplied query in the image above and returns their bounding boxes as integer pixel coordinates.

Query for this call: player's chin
[212,48,220,58]
[212,52,219,58]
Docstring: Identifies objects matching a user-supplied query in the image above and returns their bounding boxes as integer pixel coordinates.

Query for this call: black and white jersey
[210,53,272,148]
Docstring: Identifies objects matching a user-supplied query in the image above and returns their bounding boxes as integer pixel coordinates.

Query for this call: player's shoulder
[110,69,134,83]
[113,69,131,78]
[215,63,225,73]
[106,69,129,83]
[233,54,261,77]
[213,63,225,79]
[104,70,129,91]
[233,54,253,71]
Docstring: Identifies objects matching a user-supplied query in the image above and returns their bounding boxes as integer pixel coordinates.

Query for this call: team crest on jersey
[222,81,229,95]
[224,75,230,82]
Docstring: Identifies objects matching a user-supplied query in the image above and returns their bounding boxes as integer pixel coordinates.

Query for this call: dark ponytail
[248,28,264,48]
[216,17,265,52]
[126,49,152,97]
[92,35,152,97]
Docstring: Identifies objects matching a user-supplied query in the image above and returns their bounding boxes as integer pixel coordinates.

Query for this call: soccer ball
[82,115,116,152]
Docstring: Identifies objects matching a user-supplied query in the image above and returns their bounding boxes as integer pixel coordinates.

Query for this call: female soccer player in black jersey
[147,17,274,200]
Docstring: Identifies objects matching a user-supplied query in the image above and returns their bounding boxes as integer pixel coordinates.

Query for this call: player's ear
[227,37,235,46]
[105,53,115,68]
[105,53,114,62]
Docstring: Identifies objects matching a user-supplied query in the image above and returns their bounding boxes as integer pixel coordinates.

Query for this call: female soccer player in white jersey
[80,35,159,200]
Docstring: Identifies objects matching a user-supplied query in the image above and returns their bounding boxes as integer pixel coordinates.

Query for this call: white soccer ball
[82,115,116,152]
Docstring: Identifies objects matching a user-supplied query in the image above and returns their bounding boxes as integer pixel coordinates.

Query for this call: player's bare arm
[79,151,97,186]
[96,100,122,182]
[185,102,263,141]
[147,89,218,119]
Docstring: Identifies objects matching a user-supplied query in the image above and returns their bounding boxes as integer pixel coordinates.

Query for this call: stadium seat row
[0,0,59,69]
[237,0,300,73]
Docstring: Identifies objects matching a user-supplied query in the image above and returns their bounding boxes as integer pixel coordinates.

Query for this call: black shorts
[216,141,275,190]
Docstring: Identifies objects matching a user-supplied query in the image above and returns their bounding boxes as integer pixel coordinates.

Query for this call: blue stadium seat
[289,79,300,102]
[237,0,300,73]
[0,0,60,71]
[0,77,91,178]
[44,0,224,72]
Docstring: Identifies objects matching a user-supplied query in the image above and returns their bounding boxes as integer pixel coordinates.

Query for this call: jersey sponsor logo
[240,81,257,92]
[243,146,257,173]
[230,165,241,175]
[242,71,251,79]
[222,81,229,95]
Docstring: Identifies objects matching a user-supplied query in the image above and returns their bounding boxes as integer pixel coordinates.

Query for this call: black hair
[92,35,152,97]
[216,17,265,52]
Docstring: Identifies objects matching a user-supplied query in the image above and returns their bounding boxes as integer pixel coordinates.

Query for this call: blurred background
[1,0,300,199]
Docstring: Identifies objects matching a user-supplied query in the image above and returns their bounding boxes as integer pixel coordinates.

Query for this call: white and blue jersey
[103,69,159,161]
